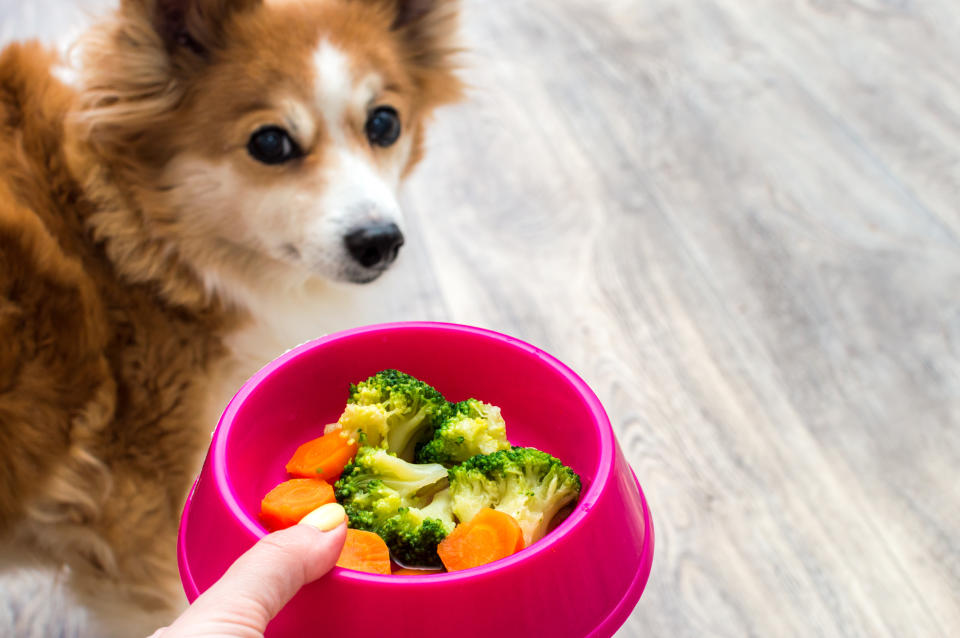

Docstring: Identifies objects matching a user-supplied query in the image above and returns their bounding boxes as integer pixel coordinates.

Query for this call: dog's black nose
[344,222,404,269]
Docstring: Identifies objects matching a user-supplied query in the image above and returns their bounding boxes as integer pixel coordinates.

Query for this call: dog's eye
[365,106,401,147]
[248,127,301,165]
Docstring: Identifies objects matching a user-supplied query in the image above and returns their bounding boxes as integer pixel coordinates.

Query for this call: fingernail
[299,503,346,532]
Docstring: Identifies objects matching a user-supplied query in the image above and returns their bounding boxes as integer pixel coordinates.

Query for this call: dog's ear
[73,0,263,160]
[385,0,459,59]
[373,0,463,101]
[122,0,262,58]
[389,0,451,29]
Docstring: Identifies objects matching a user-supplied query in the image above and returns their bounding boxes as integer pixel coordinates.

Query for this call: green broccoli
[335,447,447,510]
[448,447,581,546]
[335,478,402,531]
[377,490,456,567]
[334,447,455,566]
[415,399,511,466]
[335,369,452,460]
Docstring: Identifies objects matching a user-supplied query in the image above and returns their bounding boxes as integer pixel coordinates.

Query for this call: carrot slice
[259,478,335,531]
[336,529,391,574]
[285,429,359,482]
[437,508,524,572]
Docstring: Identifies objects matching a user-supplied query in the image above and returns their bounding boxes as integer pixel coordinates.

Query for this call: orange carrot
[437,508,524,572]
[285,429,359,482]
[259,478,335,531]
[336,529,391,574]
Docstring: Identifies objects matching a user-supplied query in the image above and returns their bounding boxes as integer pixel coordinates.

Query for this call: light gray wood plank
[408,1,960,636]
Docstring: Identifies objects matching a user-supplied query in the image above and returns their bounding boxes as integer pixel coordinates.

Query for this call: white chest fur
[200,276,383,439]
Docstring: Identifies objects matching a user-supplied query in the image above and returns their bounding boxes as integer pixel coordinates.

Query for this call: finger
[159,512,346,637]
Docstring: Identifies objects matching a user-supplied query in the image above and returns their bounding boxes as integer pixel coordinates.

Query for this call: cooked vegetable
[334,446,454,566]
[336,529,391,574]
[263,370,584,575]
[415,399,511,466]
[375,489,456,568]
[437,507,524,571]
[285,429,359,482]
[448,447,581,546]
[334,446,448,528]
[259,478,335,531]
[330,369,451,460]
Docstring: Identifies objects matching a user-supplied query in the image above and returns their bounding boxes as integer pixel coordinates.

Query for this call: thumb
[157,504,347,638]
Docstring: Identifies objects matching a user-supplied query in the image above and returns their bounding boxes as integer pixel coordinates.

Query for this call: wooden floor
[2,1,959,636]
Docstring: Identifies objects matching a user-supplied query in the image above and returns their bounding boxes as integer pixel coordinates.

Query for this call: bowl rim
[209,321,617,582]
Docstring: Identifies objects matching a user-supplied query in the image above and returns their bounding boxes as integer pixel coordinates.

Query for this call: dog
[0,0,461,635]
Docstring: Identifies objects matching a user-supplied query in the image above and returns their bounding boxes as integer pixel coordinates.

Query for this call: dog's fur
[0,0,460,634]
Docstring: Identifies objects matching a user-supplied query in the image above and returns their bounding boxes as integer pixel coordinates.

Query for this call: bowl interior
[216,323,610,546]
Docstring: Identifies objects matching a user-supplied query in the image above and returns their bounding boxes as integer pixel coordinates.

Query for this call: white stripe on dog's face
[313,40,353,142]
[313,40,382,142]
[300,40,405,275]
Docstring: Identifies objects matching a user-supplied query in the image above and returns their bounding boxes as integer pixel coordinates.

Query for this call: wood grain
[1,0,958,636]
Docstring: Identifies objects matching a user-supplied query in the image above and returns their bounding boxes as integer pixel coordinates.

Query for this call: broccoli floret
[415,399,511,466]
[335,446,448,502]
[448,447,581,546]
[419,486,456,527]
[335,369,452,460]
[334,447,454,565]
[377,491,456,567]
[336,478,403,531]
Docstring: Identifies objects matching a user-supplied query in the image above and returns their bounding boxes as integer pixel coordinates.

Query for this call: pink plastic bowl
[178,322,653,638]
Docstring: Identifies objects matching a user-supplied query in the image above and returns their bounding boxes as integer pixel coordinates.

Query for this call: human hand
[149,503,348,638]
